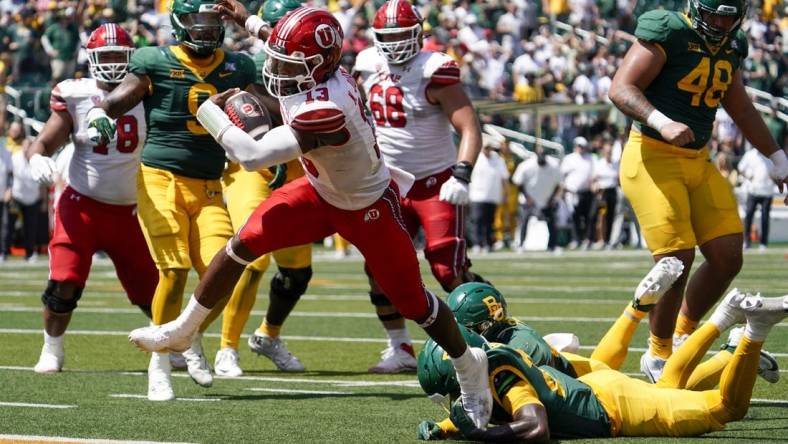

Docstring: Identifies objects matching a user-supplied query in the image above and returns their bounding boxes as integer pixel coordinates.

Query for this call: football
[223,90,272,141]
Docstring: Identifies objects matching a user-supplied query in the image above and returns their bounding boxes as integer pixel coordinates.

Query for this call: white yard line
[0,435,194,444]
[109,394,221,402]
[0,402,76,409]
[245,388,350,395]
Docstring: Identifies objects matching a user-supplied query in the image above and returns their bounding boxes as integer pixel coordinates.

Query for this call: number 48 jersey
[354,49,460,180]
[50,78,146,205]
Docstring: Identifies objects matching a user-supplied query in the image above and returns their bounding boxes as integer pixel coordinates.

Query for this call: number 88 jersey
[354,48,460,180]
[50,78,146,205]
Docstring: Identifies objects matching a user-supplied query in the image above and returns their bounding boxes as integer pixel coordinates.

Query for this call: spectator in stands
[511,145,561,252]
[591,141,619,249]
[9,130,42,262]
[41,8,80,81]
[561,136,595,249]
[0,137,9,261]
[738,148,776,250]
[469,136,509,253]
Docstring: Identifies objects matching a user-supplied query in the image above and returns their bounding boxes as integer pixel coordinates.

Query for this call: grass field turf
[1,249,787,443]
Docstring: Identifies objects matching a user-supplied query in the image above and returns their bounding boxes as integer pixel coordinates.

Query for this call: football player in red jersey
[129,5,494,429]
[353,0,486,373]
[26,24,158,373]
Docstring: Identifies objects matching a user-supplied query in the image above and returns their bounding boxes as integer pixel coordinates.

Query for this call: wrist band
[452,161,473,184]
[646,109,674,132]
[245,15,266,37]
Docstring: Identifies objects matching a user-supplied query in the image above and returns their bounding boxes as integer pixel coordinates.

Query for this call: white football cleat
[33,343,64,374]
[368,343,417,374]
[640,351,667,383]
[128,321,193,353]
[248,332,305,372]
[147,352,175,401]
[632,257,684,311]
[183,333,212,387]
[724,326,780,384]
[169,351,187,370]
[214,347,243,377]
[673,333,689,351]
[707,288,750,331]
[457,347,493,429]
[741,294,788,338]
[542,333,580,353]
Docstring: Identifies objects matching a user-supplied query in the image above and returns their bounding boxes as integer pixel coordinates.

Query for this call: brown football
[224,91,272,141]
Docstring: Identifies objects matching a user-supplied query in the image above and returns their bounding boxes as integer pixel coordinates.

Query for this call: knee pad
[41,280,83,314]
[270,266,312,301]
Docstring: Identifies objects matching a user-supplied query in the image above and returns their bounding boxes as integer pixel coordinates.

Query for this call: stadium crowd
[0,0,786,261]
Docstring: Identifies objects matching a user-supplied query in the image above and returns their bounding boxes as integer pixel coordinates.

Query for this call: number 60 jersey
[354,48,460,180]
[50,78,146,205]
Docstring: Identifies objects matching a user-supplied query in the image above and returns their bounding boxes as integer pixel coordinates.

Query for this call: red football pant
[400,168,468,288]
[238,177,430,321]
[49,186,158,306]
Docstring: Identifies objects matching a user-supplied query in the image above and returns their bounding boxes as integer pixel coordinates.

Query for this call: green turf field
[1,249,786,443]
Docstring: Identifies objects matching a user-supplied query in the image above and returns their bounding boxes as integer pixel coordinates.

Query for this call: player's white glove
[439,161,473,206]
[29,154,57,186]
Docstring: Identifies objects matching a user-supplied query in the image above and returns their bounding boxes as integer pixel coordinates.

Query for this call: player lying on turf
[447,258,779,386]
[416,289,788,441]
[128,6,494,428]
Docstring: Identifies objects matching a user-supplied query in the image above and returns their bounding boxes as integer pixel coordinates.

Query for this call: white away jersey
[354,49,460,179]
[51,78,146,205]
[280,68,391,210]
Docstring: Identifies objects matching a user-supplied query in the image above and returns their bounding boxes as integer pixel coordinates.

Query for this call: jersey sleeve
[634,10,673,44]
[502,380,544,415]
[424,52,461,88]
[128,46,157,77]
[49,80,69,112]
[291,105,347,133]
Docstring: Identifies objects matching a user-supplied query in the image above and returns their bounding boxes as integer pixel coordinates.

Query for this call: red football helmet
[372,0,423,64]
[86,23,135,84]
[263,7,343,98]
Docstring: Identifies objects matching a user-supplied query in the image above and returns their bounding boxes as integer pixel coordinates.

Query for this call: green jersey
[485,319,577,377]
[253,50,266,85]
[129,46,256,179]
[486,346,612,439]
[634,10,748,149]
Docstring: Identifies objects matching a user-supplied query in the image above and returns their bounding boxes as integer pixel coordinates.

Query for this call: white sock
[386,328,411,348]
[451,346,482,389]
[150,351,171,372]
[177,295,211,332]
[43,331,64,352]
[744,322,770,342]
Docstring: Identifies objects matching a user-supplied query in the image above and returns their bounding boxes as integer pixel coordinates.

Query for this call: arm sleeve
[219,124,302,171]
[436,418,459,436]
[502,381,543,415]
[426,56,462,89]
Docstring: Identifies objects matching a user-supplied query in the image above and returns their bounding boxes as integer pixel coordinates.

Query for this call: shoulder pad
[635,10,686,43]
[423,52,461,85]
[50,78,95,105]
[353,47,381,75]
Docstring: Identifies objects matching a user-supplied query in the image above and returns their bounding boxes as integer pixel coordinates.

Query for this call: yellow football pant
[583,325,762,437]
[137,165,234,329]
[620,130,742,255]
[494,183,519,243]
[220,162,312,349]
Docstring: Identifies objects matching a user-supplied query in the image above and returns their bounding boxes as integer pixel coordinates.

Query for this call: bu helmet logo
[314,23,337,49]
[482,296,505,321]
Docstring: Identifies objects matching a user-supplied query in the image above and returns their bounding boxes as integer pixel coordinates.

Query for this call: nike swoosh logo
[219,72,233,78]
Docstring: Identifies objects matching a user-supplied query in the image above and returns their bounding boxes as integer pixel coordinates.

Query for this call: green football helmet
[447,282,508,335]
[416,326,489,399]
[688,0,747,45]
[171,0,225,56]
[258,0,302,26]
